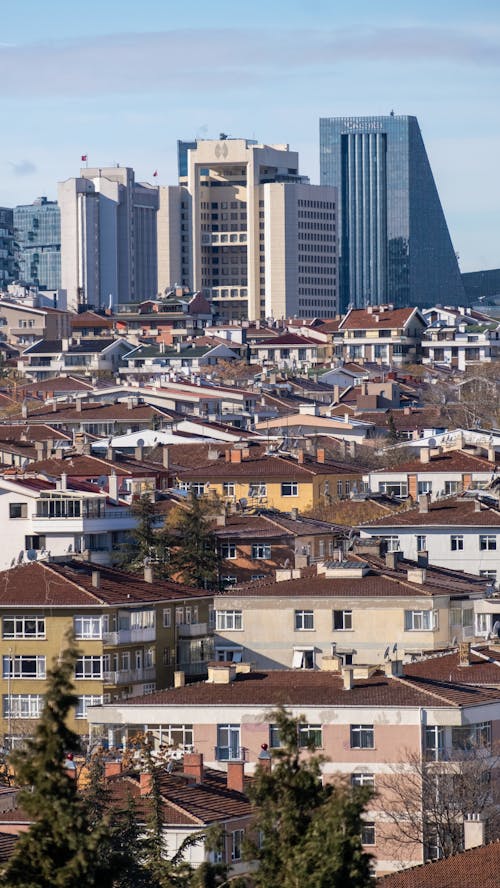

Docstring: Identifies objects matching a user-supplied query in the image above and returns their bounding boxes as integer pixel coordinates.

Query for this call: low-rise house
[114,291,213,346]
[365,448,497,501]
[11,397,176,438]
[250,332,325,371]
[0,301,71,351]
[421,305,500,371]
[337,305,427,366]
[254,408,377,444]
[120,340,240,378]
[18,337,133,381]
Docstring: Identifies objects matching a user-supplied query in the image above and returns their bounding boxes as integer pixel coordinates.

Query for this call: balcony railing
[103,627,156,645]
[215,745,247,762]
[103,666,156,685]
[177,622,209,638]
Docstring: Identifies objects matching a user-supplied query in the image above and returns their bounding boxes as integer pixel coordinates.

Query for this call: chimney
[474,499,482,512]
[420,448,430,464]
[230,449,242,463]
[407,567,426,585]
[135,445,144,462]
[52,400,58,412]
[384,659,403,677]
[417,550,429,568]
[297,449,304,464]
[333,384,340,404]
[91,569,101,589]
[290,507,299,520]
[385,551,401,570]
[104,760,122,779]
[108,471,119,504]
[342,666,354,690]
[21,402,28,420]
[227,761,245,793]
[348,440,356,459]
[174,671,185,688]
[144,565,154,584]
[35,440,47,461]
[60,471,67,492]
[140,772,152,796]
[488,445,496,464]
[207,663,235,684]
[418,493,430,514]
[458,642,471,667]
[463,815,485,850]
[183,752,203,784]
[75,397,82,413]
[316,448,325,464]
[106,445,114,461]
[162,446,170,470]
[257,744,272,772]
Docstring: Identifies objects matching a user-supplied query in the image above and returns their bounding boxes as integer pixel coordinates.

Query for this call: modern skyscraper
[14,197,61,291]
[0,207,17,290]
[59,166,159,311]
[319,115,465,310]
[158,137,337,321]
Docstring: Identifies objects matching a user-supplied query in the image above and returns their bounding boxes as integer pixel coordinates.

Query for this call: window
[333,610,352,631]
[74,656,102,680]
[216,610,243,630]
[444,481,459,495]
[416,535,427,552]
[292,649,315,669]
[163,647,171,666]
[216,647,243,663]
[480,569,497,584]
[160,724,193,749]
[175,607,184,626]
[417,481,432,495]
[163,608,171,628]
[452,722,491,751]
[269,723,282,748]
[404,610,438,631]
[76,695,103,719]
[425,725,445,761]
[9,502,27,519]
[383,536,400,552]
[251,544,271,560]
[361,822,375,845]
[231,829,244,861]
[3,694,44,719]
[476,613,490,635]
[3,655,45,679]
[298,724,322,748]
[281,482,298,497]
[294,610,314,630]
[74,616,101,639]
[223,482,235,497]
[350,725,374,749]
[220,543,236,560]
[379,483,407,498]
[480,535,497,551]
[217,724,241,761]
[249,483,267,498]
[450,535,464,551]
[351,772,375,787]
[190,483,206,497]
[25,535,46,551]
[3,616,45,639]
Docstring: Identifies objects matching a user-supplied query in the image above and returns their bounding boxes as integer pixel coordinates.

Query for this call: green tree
[1,635,117,888]
[246,707,374,888]
[119,493,169,576]
[163,492,220,589]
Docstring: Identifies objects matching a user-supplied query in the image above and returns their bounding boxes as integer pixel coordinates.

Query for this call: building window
[76,695,103,719]
[2,616,45,639]
[217,724,241,761]
[417,481,432,495]
[298,723,322,748]
[216,647,243,663]
[361,822,376,845]
[3,655,45,679]
[3,694,44,719]
[383,536,400,552]
[231,829,244,861]
[404,610,438,631]
[190,483,206,497]
[480,535,497,551]
[281,482,298,497]
[379,483,407,498]
[450,535,464,551]
[269,723,282,748]
[74,656,103,680]
[452,722,491,751]
[9,502,27,519]
[223,482,235,497]
[294,610,314,631]
[220,543,236,560]
[163,608,171,628]
[163,647,171,666]
[444,481,459,495]
[425,725,445,761]
[350,725,374,749]
[292,648,315,669]
[251,544,271,560]
[175,607,184,626]
[74,616,102,639]
[416,535,427,552]
[249,483,267,498]
[480,569,497,584]
[333,610,352,631]
[216,610,243,631]
[351,772,375,787]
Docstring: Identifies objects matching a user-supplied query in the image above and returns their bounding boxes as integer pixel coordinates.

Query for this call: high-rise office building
[14,197,61,290]
[0,207,17,289]
[158,137,337,321]
[319,115,465,310]
[59,166,159,312]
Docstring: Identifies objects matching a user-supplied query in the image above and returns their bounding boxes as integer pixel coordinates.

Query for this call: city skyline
[1,0,499,274]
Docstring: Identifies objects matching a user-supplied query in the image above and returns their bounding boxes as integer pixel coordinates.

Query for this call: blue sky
[1,0,499,272]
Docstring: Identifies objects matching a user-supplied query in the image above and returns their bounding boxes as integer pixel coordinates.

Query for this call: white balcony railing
[102,627,156,645]
[103,666,156,685]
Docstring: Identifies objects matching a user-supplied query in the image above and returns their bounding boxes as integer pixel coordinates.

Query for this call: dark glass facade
[320,115,465,310]
[13,197,61,290]
[0,207,17,288]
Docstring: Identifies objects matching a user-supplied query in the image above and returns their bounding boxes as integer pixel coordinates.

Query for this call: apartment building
[337,305,427,365]
[365,448,497,501]
[18,336,132,381]
[0,559,213,742]
[0,301,71,351]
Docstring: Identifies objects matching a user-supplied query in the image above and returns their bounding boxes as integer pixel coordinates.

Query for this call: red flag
[81,154,88,162]
[153,170,158,177]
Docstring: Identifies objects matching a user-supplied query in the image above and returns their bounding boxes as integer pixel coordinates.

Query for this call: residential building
[0,208,16,289]
[249,332,324,371]
[0,559,214,740]
[120,340,240,378]
[0,300,71,351]
[58,166,159,311]
[421,312,500,370]
[18,336,133,380]
[114,290,213,346]
[254,409,376,445]
[13,197,61,290]
[365,448,497,501]
[377,840,500,888]
[336,305,427,365]
[10,397,176,438]
[158,137,337,321]
[319,115,465,310]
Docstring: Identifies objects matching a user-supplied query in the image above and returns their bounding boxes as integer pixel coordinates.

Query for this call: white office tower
[59,166,159,311]
[158,138,337,321]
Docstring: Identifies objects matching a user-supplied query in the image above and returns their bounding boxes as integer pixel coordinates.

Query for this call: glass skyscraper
[0,207,17,288]
[320,115,465,310]
[13,197,61,290]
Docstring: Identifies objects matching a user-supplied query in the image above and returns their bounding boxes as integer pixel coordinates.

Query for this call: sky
[1,0,499,272]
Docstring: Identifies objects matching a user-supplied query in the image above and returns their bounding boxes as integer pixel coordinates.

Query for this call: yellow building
[176,448,363,513]
[0,560,213,744]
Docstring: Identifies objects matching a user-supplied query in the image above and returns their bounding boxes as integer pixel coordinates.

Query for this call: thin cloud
[8,160,37,176]
[0,26,499,98]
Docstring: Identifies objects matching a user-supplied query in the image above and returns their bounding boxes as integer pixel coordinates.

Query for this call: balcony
[103,666,156,685]
[177,622,209,638]
[215,746,247,762]
[102,627,156,645]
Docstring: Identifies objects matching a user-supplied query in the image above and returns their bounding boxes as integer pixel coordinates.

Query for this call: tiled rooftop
[377,841,500,887]
[361,497,500,528]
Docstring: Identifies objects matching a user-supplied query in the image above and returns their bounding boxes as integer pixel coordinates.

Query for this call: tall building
[13,197,61,290]
[158,137,337,321]
[0,207,17,289]
[319,115,465,310]
[59,166,159,312]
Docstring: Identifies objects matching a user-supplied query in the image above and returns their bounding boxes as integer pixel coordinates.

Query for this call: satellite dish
[492,621,500,637]
[239,497,248,509]
[383,646,390,660]
[26,549,37,561]
[392,643,398,654]
[427,438,436,448]
[137,438,145,447]
[97,475,107,487]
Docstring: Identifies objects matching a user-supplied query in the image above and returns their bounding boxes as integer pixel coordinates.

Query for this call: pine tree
[119,493,169,576]
[246,707,374,888]
[1,635,117,888]
[162,492,220,589]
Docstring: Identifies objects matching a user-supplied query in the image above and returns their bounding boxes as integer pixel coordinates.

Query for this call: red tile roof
[362,497,500,528]
[377,841,500,887]
[178,454,362,481]
[339,307,419,331]
[372,451,494,474]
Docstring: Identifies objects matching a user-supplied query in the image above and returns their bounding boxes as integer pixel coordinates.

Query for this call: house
[119,341,240,378]
[421,305,500,370]
[0,301,71,351]
[253,409,377,444]
[70,310,114,339]
[114,291,213,346]
[210,550,487,666]
[249,332,324,371]
[336,305,427,366]
[87,658,500,874]
[365,448,497,501]
[11,397,176,438]
[18,337,133,381]
[0,559,213,740]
